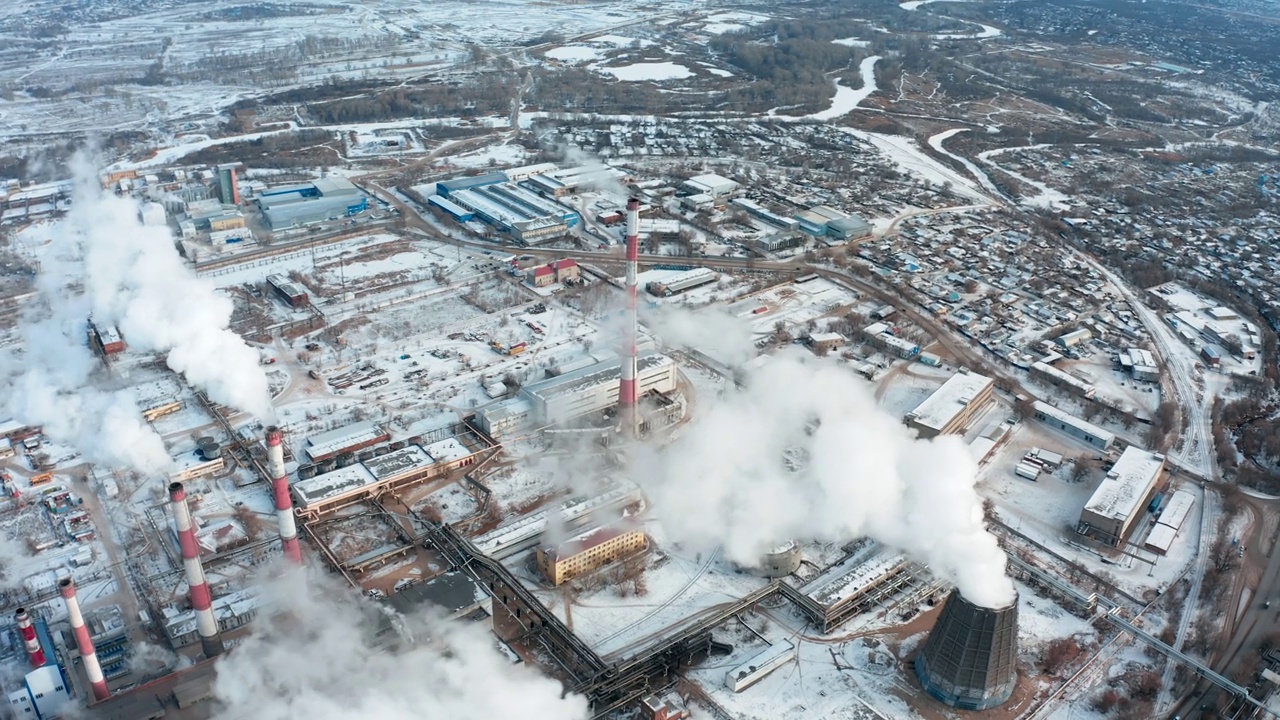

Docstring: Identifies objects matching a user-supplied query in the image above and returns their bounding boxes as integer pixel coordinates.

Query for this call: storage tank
[914,590,1019,710]
[297,465,318,480]
[319,460,338,473]
[408,436,424,447]
[390,441,407,451]
[336,453,357,468]
[374,446,392,457]
[357,451,375,462]
[752,541,802,578]
[197,439,222,461]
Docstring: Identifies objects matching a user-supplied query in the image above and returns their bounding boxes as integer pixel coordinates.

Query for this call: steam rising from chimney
[0,156,273,472]
[633,350,1015,608]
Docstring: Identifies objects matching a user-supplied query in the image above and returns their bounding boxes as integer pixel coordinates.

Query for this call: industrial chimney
[59,579,110,702]
[619,197,641,438]
[14,608,45,668]
[914,590,1018,710]
[168,482,225,658]
[265,426,303,565]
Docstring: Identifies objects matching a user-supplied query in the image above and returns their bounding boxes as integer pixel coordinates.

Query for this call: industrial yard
[2,0,1280,716]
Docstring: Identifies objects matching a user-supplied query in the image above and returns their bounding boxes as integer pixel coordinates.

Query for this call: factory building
[384,571,490,622]
[442,178,580,245]
[1118,348,1159,382]
[1078,447,1165,546]
[862,322,921,359]
[258,178,368,231]
[530,259,581,288]
[1143,489,1195,555]
[536,526,647,586]
[266,274,309,308]
[161,591,258,650]
[1031,401,1115,450]
[806,332,845,354]
[292,438,482,518]
[915,591,1019,710]
[730,198,799,232]
[525,164,630,198]
[522,352,677,427]
[905,371,995,439]
[88,320,126,357]
[1055,328,1093,348]
[680,173,738,199]
[427,195,475,223]
[303,420,391,463]
[647,268,717,297]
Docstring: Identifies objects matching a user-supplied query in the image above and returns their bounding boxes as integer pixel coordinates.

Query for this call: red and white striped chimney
[59,579,109,702]
[15,608,45,668]
[266,427,303,565]
[168,482,224,658]
[619,197,641,438]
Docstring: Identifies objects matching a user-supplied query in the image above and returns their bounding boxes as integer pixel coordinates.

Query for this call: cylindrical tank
[198,440,222,460]
[319,460,338,473]
[297,465,317,480]
[915,590,1019,710]
[390,440,407,451]
[374,446,391,457]
[357,451,375,462]
[408,436,424,447]
[336,453,357,468]
[752,541,802,578]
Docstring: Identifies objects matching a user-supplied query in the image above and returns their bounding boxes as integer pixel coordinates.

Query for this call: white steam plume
[634,346,1014,608]
[211,570,589,720]
[64,157,271,418]
[1,262,171,473]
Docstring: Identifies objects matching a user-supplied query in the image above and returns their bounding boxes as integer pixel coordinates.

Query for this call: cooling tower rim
[951,588,1020,612]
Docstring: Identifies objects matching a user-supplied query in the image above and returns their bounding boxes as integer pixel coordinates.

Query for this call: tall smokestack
[59,579,110,702]
[915,590,1019,710]
[168,482,225,658]
[619,197,641,438]
[15,608,46,668]
[266,426,303,565]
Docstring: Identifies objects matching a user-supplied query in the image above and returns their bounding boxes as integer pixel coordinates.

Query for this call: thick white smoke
[63,158,271,418]
[0,248,172,472]
[634,350,1015,608]
[211,570,589,720]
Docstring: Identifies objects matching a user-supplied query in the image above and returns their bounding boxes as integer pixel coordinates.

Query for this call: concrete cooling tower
[914,590,1018,710]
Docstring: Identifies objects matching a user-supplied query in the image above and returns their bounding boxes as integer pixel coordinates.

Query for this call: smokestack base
[914,590,1018,711]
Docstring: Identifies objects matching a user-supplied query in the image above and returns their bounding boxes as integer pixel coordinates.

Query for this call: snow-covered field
[602,61,694,82]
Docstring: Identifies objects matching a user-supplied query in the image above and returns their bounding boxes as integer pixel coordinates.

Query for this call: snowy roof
[424,437,470,464]
[726,639,795,684]
[1031,401,1116,445]
[905,371,994,432]
[292,464,376,506]
[685,173,738,191]
[361,446,435,480]
[1157,489,1195,531]
[542,526,640,562]
[305,421,385,460]
[1144,522,1178,553]
[387,571,486,616]
[1084,447,1165,522]
[809,332,844,344]
[524,352,672,400]
[807,548,908,607]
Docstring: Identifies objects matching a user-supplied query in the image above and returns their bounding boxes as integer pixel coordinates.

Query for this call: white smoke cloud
[0,282,171,473]
[633,344,1014,608]
[643,303,758,367]
[63,157,271,419]
[211,570,589,720]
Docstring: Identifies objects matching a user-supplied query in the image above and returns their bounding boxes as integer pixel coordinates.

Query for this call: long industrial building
[1078,447,1165,546]
[1031,401,1115,450]
[905,371,994,439]
[257,177,368,230]
[303,421,391,463]
[291,436,484,518]
[475,352,678,437]
[433,172,579,245]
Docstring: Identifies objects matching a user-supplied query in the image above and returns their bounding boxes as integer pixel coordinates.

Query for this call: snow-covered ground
[602,61,694,82]
[808,56,883,122]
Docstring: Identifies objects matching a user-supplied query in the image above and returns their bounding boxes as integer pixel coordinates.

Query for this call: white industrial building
[1031,401,1115,450]
[681,173,739,199]
[1079,447,1165,546]
[1118,348,1160,382]
[476,352,678,437]
[1144,489,1195,555]
[905,371,995,439]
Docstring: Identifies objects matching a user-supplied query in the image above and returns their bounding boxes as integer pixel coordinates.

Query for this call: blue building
[435,172,506,198]
[7,616,73,719]
[259,177,369,230]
